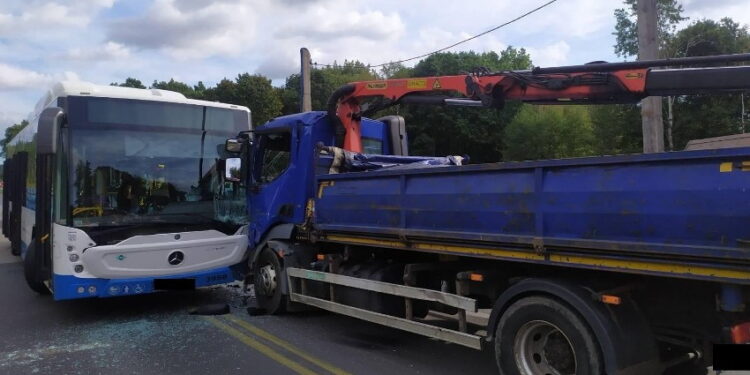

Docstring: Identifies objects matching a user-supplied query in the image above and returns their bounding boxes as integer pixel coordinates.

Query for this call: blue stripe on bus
[52,266,237,301]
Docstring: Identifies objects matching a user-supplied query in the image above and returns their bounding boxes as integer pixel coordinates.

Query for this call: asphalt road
[0,236,498,375]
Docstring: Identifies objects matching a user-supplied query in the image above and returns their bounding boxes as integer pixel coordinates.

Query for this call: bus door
[2,159,10,239]
[7,152,28,255]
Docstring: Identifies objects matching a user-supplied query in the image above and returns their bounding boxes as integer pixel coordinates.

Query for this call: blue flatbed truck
[229,55,750,374]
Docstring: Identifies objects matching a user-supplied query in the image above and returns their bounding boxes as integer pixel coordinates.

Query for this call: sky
[0,0,748,133]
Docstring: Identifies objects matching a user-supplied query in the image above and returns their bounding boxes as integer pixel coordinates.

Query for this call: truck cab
[241,111,407,248]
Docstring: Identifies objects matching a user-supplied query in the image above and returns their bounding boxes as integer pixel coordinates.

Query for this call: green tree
[193,81,208,99]
[504,106,596,161]
[591,105,642,154]
[668,18,750,148]
[612,1,688,152]
[400,48,532,162]
[410,48,531,77]
[1,120,28,158]
[613,0,687,58]
[205,73,283,125]
[280,60,377,114]
[379,62,413,79]
[111,77,146,89]
[151,79,198,98]
[669,18,750,58]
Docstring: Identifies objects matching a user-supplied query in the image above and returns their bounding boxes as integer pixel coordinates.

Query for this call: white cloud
[681,0,750,26]
[527,40,571,67]
[275,8,405,41]
[0,0,114,35]
[255,48,300,82]
[107,0,258,59]
[0,109,28,132]
[0,63,79,90]
[506,0,617,39]
[64,41,130,61]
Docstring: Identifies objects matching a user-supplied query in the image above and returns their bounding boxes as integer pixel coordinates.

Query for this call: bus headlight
[69,254,79,262]
[74,265,84,273]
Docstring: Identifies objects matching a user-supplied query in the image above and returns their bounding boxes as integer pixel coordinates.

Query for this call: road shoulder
[0,236,19,264]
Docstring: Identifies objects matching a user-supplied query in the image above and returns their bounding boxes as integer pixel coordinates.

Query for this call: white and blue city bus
[2,81,251,300]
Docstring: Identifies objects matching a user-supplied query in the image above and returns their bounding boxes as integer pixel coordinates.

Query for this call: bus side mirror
[38,107,64,155]
[224,136,252,184]
[225,158,242,182]
[225,139,243,153]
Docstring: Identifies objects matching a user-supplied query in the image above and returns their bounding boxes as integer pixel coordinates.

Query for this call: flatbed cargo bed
[313,147,750,284]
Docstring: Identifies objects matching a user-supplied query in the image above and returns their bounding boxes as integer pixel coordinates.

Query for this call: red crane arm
[326,53,750,153]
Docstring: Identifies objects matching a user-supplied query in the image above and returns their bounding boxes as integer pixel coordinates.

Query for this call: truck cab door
[248,126,300,244]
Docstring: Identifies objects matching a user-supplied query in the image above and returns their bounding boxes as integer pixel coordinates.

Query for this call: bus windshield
[66,97,249,232]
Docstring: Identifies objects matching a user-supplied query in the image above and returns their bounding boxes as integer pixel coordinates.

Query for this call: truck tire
[24,243,51,295]
[253,247,287,314]
[495,296,602,375]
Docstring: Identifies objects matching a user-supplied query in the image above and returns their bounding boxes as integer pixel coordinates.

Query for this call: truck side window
[258,132,291,183]
[362,137,383,154]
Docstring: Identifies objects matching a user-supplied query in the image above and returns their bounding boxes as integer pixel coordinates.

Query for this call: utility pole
[637,0,664,153]
[300,48,312,112]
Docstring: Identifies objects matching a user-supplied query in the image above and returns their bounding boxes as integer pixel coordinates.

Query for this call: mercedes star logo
[167,251,184,266]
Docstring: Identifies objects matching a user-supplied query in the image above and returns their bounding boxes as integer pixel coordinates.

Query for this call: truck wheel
[495,296,602,375]
[253,248,287,314]
[24,243,51,295]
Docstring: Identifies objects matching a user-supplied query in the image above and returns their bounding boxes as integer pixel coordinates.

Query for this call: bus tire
[24,243,51,295]
[253,247,287,314]
[495,295,602,375]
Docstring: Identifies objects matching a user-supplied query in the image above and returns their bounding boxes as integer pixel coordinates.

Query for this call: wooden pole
[637,0,664,153]
[300,48,312,112]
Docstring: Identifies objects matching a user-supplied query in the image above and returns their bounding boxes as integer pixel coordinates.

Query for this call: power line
[312,0,558,70]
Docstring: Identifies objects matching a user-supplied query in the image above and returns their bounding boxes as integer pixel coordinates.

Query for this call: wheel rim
[513,320,576,375]
[258,263,278,297]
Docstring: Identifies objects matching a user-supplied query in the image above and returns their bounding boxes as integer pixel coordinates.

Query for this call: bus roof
[32,80,250,120]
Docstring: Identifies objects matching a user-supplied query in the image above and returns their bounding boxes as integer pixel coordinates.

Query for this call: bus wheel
[495,296,602,375]
[253,248,287,314]
[23,243,51,295]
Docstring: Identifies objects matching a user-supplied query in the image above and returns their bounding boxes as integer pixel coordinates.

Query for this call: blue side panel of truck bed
[314,147,750,264]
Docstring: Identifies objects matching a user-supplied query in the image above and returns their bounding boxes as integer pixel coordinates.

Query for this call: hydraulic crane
[327,53,750,153]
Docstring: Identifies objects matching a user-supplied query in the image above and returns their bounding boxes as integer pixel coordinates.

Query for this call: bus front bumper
[51,266,239,300]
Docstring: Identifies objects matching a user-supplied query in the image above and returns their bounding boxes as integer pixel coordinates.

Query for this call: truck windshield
[66,97,249,231]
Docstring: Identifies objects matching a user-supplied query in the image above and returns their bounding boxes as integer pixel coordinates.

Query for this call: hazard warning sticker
[624,72,644,79]
[407,79,427,89]
[432,79,442,89]
[366,82,387,90]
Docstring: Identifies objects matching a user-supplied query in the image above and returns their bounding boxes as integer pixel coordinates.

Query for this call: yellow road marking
[225,315,352,375]
[204,316,319,375]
